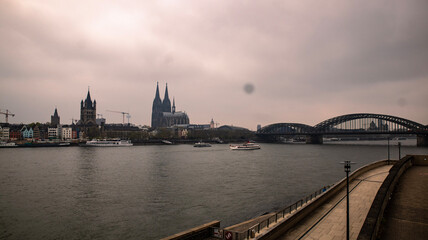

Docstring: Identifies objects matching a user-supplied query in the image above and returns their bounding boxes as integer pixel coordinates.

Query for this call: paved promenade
[379,166,428,240]
[276,164,392,240]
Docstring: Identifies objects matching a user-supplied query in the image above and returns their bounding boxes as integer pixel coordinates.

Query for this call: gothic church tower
[162,83,171,113]
[151,82,163,128]
[51,107,60,126]
[80,89,97,125]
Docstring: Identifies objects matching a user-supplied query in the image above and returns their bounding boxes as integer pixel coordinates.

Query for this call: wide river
[1,140,427,239]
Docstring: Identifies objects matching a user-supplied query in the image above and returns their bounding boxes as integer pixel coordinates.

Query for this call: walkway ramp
[276,165,392,240]
[379,166,428,239]
[253,160,393,240]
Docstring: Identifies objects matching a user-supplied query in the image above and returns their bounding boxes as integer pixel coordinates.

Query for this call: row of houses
[0,124,79,141]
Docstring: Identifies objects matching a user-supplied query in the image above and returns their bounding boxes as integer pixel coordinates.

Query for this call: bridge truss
[257,113,428,146]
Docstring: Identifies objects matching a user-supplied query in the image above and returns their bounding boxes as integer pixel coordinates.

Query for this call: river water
[1,140,427,239]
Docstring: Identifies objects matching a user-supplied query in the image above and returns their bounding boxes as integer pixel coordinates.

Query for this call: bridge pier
[306,134,323,144]
[417,134,428,147]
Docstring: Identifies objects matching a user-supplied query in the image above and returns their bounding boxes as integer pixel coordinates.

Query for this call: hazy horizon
[1,0,428,130]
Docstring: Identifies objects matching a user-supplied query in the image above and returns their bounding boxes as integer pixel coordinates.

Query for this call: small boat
[0,142,17,148]
[212,137,224,144]
[230,142,261,150]
[194,141,211,147]
[161,140,173,145]
[83,139,133,147]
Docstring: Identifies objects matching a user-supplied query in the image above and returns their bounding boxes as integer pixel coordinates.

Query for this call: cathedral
[151,83,189,128]
[79,89,97,125]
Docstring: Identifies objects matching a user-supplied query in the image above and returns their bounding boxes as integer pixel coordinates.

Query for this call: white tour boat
[229,142,261,150]
[83,139,133,147]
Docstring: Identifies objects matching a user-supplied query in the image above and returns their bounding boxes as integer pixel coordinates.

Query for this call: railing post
[267,218,270,228]
[258,223,260,233]
[275,214,278,222]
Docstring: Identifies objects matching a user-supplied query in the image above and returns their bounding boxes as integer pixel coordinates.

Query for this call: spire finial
[155,82,161,100]
[172,97,176,113]
[164,83,170,100]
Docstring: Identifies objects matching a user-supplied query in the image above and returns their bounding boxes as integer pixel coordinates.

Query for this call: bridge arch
[314,113,426,132]
[258,123,315,134]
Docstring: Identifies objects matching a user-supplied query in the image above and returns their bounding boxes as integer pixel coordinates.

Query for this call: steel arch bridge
[256,113,428,146]
[314,113,426,133]
[257,123,315,134]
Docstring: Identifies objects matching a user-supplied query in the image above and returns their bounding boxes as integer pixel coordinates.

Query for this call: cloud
[1,0,427,129]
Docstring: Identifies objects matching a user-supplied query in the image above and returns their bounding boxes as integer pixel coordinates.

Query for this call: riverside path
[250,162,393,240]
[163,156,428,240]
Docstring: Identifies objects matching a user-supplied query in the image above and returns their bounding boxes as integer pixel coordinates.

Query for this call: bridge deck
[274,164,392,240]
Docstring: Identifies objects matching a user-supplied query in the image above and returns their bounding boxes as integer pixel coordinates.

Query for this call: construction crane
[126,114,131,125]
[106,110,130,125]
[0,109,15,123]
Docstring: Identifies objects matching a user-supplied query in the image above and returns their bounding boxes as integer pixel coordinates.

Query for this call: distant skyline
[1,0,428,130]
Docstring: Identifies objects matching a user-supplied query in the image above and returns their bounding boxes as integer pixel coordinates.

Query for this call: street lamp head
[340,161,356,173]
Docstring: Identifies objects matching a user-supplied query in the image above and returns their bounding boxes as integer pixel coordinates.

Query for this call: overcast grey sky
[1,0,427,130]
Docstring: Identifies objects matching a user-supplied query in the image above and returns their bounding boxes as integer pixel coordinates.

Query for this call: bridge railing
[231,185,332,240]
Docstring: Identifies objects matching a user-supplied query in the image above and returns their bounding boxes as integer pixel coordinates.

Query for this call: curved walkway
[277,164,392,240]
[379,166,428,240]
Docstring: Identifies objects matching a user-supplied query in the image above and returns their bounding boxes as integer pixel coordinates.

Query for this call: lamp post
[398,142,401,160]
[387,137,390,164]
[340,161,354,240]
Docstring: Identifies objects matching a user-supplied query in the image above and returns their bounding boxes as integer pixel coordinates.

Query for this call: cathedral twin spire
[151,82,189,128]
[162,83,171,112]
[153,82,172,113]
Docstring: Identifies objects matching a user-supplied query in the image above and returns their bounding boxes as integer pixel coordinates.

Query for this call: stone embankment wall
[161,221,220,240]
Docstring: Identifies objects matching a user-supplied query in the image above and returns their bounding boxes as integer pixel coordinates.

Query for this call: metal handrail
[238,185,332,239]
